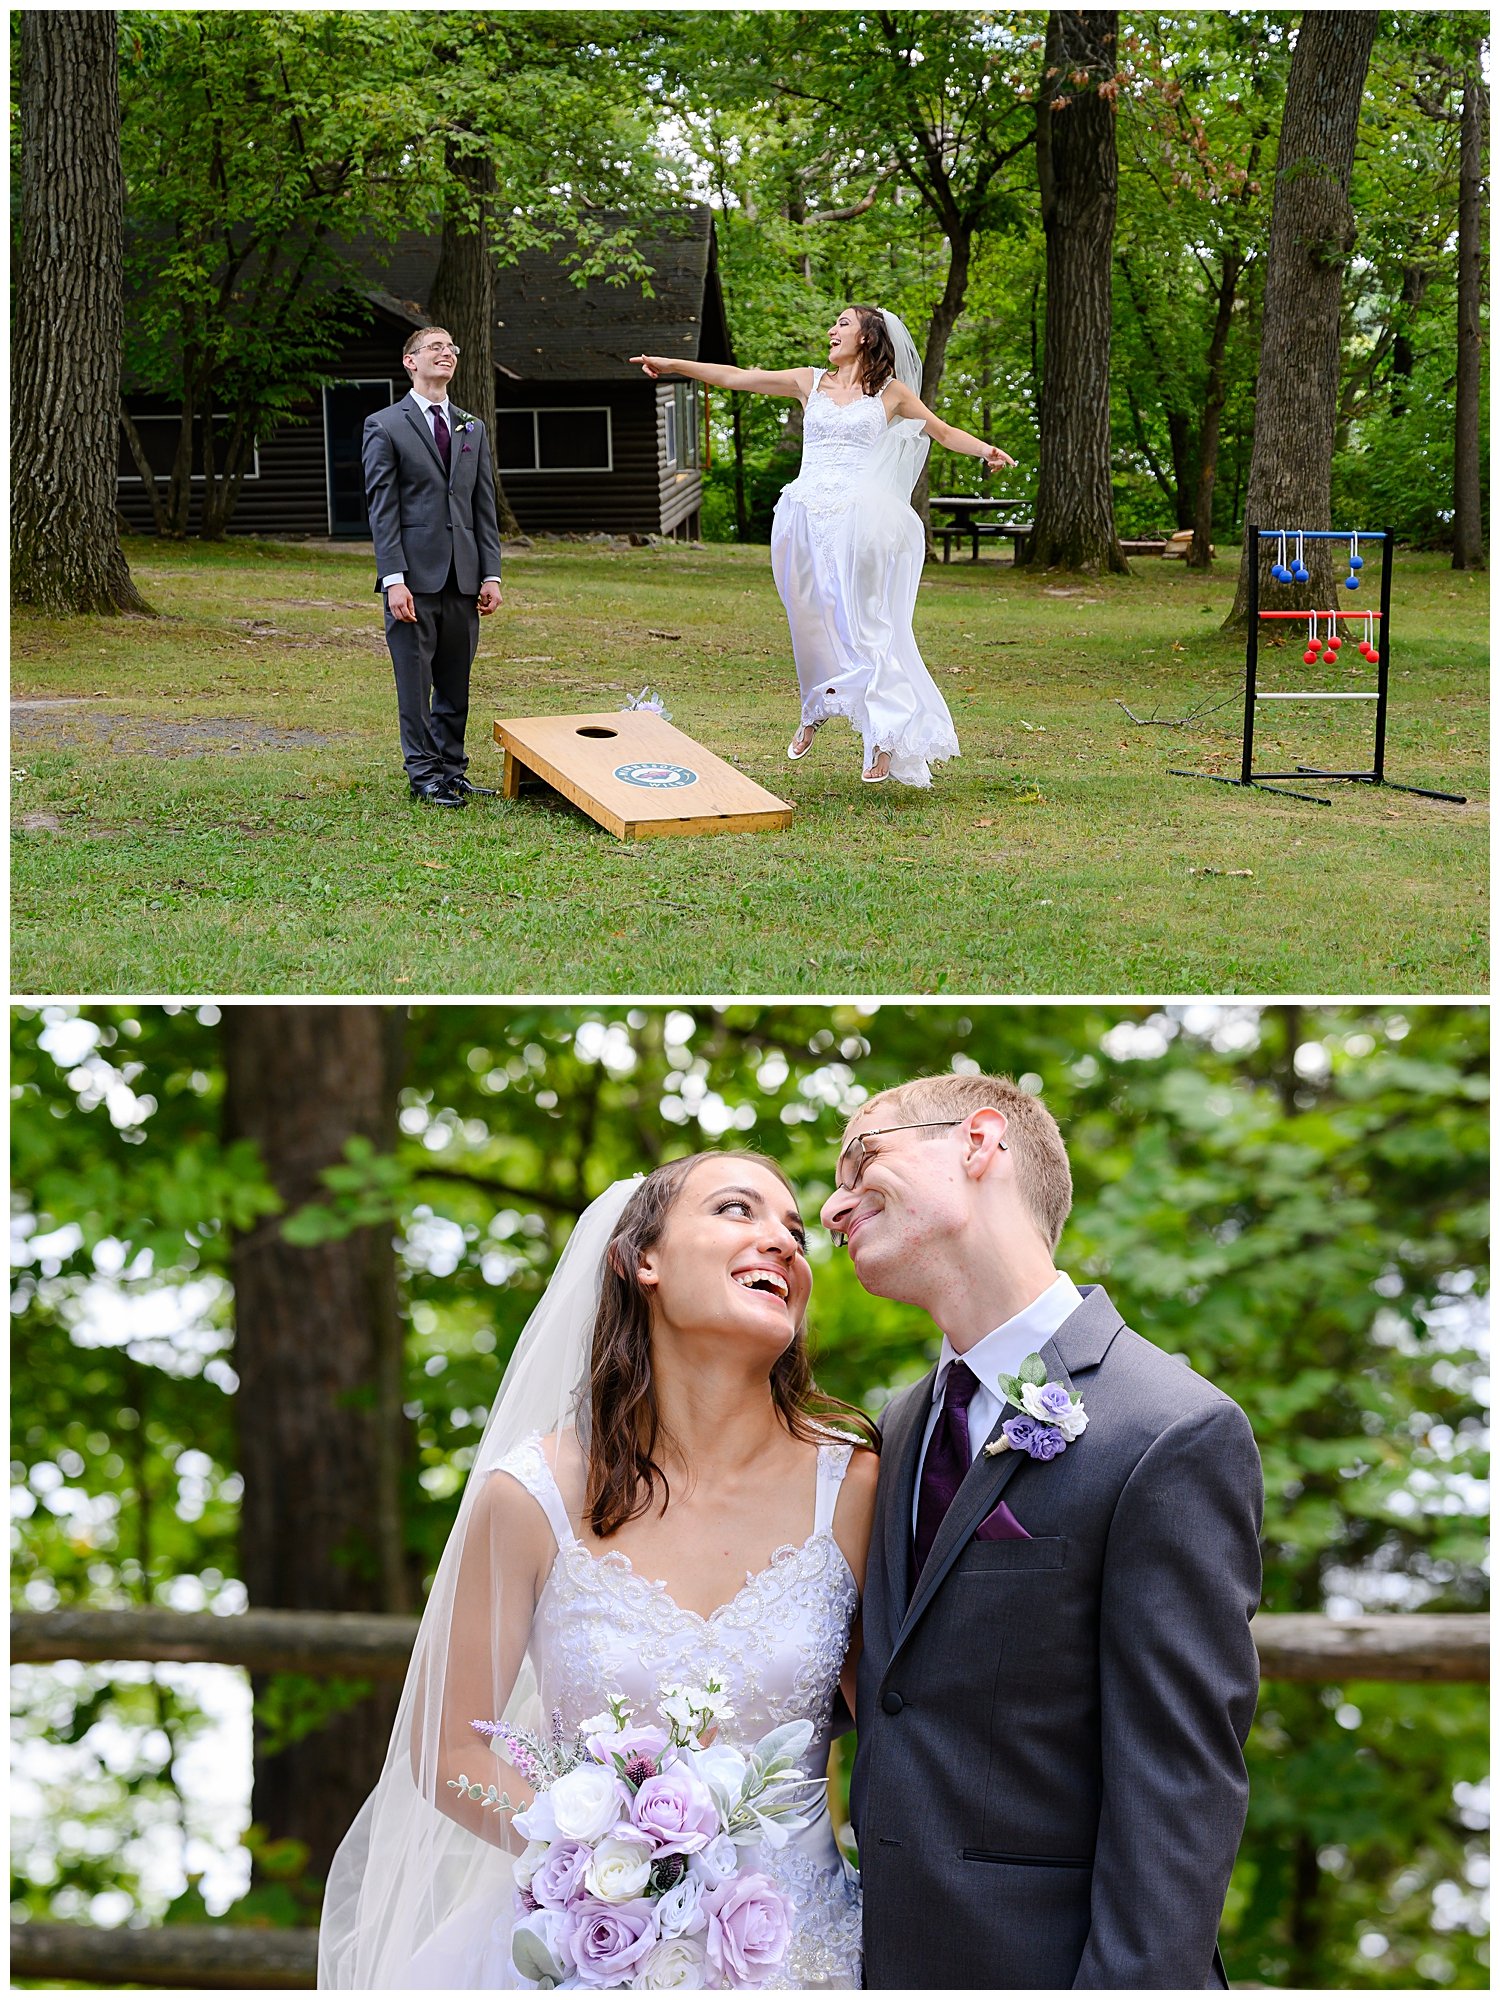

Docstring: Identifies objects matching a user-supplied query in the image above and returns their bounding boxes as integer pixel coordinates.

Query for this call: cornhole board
[493,711,794,841]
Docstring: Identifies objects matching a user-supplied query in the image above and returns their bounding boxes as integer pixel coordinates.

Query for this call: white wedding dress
[771,370,960,788]
[407,1435,864,1990]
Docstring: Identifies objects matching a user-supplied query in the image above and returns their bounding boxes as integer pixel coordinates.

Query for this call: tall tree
[222,1006,411,1883]
[13,11,149,615]
[1450,31,1487,570]
[1227,10,1380,625]
[1024,9,1129,574]
[428,143,520,537]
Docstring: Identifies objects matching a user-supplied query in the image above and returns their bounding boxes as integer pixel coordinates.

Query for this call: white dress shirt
[381,390,502,591]
[911,1271,1085,1536]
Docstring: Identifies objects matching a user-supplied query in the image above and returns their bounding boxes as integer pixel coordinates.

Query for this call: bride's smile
[636,1161,812,1348]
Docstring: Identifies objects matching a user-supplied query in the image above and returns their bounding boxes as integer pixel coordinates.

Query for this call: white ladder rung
[1254,691,1379,701]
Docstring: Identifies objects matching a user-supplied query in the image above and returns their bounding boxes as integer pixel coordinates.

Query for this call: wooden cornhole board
[493,711,793,841]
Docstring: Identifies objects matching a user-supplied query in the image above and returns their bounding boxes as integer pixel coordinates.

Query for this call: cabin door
[324,381,396,536]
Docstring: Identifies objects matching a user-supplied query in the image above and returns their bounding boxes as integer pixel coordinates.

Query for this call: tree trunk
[1188,248,1247,566]
[13,12,150,614]
[912,227,974,549]
[1389,264,1428,417]
[1452,43,1486,570]
[222,1005,411,1884]
[428,144,524,542]
[1226,10,1379,625]
[1025,10,1129,574]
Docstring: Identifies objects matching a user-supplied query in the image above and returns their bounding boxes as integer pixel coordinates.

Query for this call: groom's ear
[961,1107,1009,1180]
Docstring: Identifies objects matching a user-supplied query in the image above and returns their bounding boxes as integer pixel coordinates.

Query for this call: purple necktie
[913,1360,980,1580]
[433,405,451,474]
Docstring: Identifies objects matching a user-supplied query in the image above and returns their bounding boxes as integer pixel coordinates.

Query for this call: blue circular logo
[614,761,698,790]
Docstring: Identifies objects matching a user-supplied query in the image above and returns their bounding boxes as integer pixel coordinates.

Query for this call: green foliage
[10,1002,1488,1979]
[252,1675,375,1759]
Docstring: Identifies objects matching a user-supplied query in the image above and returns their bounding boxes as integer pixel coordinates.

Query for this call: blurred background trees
[10,1001,1489,1985]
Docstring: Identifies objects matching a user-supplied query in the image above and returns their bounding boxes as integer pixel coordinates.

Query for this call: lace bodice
[498,1434,858,1772]
[495,1433,864,1987]
[781,375,893,516]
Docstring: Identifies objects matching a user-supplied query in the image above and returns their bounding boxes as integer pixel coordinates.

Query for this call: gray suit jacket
[852,1285,1263,1990]
[362,396,503,596]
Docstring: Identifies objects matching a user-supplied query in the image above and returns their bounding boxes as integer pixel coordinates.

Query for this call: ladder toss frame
[1171,527,1466,807]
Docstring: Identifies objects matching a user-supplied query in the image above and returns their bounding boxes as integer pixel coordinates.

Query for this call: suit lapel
[403,399,449,481]
[876,1372,934,1653]
[896,1387,1035,1647]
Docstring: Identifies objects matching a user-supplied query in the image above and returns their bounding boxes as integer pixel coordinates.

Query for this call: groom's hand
[477,581,502,615]
[385,582,417,624]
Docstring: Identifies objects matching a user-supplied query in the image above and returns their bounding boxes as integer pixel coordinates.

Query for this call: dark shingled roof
[356,205,733,383]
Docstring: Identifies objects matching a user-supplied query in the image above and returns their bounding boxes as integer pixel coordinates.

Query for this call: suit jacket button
[881,1691,904,1715]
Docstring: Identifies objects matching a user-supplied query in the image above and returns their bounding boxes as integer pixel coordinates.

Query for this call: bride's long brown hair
[832,305,897,396]
[585,1151,878,1539]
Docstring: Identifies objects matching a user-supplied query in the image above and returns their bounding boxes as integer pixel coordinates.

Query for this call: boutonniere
[449,409,476,434]
[983,1352,1087,1462]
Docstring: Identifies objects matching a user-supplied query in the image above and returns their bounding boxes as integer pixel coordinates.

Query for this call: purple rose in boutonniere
[449,407,477,435]
[983,1352,1087,1461]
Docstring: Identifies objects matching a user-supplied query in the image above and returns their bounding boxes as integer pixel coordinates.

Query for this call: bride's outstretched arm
[410,1469,553,1850]
[884,379,1018,473]
[630,355,814,401]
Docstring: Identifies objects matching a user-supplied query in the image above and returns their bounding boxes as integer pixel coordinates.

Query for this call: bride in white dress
[634,306,1015,786]
[318,1153,878,1989]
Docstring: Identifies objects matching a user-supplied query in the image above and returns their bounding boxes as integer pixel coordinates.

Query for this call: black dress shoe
[410,779,464,808]
[448,775,498,797]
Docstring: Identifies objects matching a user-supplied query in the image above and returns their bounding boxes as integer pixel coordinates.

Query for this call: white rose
[1018,1381,1054,1421]
[510,1791,559,1845]
[688,1741,749,1801]
[586,1832,654,1903]
[511,1909,569,1987]
[655,1871,707,1939]
[512,1839,549,1893]
[578,1708,619,1738]
[548,1763,623,1844]
[632,1936,710,1989]
[1053,1399,1088,1442]
[690,1832,740,1888]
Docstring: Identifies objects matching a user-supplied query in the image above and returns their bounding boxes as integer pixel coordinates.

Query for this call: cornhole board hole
[493,711,794,841]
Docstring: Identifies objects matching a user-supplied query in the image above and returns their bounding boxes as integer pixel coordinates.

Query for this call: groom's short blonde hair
[850,1072,1073,1251]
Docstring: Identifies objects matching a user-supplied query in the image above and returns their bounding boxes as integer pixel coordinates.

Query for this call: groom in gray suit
[821,1072,1263,1989]
[363,327,504,808]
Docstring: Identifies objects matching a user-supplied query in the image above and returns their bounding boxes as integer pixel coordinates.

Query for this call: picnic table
[929,495,1033,563]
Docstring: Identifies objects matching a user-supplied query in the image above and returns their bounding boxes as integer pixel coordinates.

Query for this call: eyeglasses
[417,343,460,358]
[834,1119,965,1194]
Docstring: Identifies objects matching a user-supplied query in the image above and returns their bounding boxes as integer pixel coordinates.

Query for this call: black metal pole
[1242,524,1260,785]
[1373,527,1394,782]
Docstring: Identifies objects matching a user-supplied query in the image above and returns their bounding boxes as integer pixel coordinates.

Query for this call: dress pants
[384,563,478,786]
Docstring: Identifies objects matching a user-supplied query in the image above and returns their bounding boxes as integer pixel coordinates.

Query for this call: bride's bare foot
[862,750,892,783]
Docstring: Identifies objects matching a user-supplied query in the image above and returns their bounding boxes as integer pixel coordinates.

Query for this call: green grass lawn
[11,535,1487,996]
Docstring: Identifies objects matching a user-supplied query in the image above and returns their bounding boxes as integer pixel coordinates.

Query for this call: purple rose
[630,1768,719,1855]
[1002,1414,1040,1452]
[529,1839,591,1913]
[1034,1382,1072,1422]
[702,1872,792,1986]
[586,1720,670,1769]
[565,1894,658,1982]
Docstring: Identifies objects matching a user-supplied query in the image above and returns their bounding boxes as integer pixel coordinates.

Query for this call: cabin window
[118,409,260,482]
[665,383,700,472]
[497,407,612,473]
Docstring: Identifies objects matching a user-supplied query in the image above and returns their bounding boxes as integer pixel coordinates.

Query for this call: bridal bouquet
[457,1677,818,1990]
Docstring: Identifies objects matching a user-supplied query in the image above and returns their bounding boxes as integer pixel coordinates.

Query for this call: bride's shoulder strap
[492,1430,577,1550]
[813,1433,857,1535]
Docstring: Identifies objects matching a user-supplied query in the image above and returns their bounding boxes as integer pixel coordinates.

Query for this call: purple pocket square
[974,1499,1031,1542]
[461,443,473,454]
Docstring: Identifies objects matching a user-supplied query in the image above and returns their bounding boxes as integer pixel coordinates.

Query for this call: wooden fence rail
[10,1606,1492,1682]
[11,1609,1488,1988]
